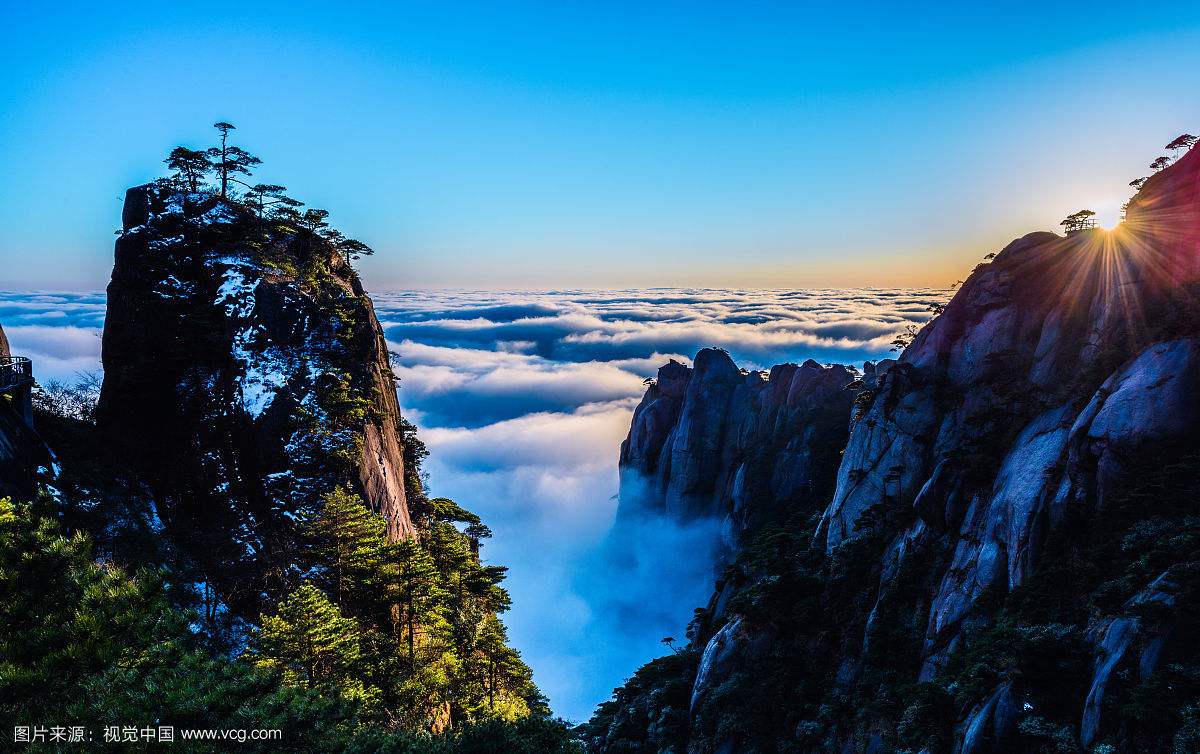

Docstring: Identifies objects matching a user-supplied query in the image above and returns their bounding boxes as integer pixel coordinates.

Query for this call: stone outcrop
[97,184,413,622]
[818,146,1200,689]
[620,349,857,544]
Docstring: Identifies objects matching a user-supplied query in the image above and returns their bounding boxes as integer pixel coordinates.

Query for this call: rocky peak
[96,183,413,624]
[618,346,858,543]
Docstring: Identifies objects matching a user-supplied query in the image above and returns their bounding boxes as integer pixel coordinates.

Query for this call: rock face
[594,144,1200,753]
[97,184,413,623]
[620,349,857,544]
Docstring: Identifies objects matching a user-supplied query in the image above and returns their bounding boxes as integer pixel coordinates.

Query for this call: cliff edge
[96,184,414,624]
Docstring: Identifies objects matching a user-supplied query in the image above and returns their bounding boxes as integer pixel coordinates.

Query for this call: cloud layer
[0,286,939,721]
[375,288,941,720]
[0,291,106,381]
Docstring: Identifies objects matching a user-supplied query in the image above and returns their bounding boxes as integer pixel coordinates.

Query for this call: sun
[1093,206,1123,230]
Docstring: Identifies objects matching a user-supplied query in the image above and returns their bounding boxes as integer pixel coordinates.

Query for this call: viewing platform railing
[0,356,34,395]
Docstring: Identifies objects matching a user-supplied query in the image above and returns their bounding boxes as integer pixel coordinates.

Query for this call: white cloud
[1,286,944,721]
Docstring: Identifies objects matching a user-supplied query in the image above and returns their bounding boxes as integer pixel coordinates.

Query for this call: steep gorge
[588,144,1200,753]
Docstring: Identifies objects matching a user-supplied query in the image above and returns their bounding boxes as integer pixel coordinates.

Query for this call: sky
[0,286,943,721]
[2,2,1199,289]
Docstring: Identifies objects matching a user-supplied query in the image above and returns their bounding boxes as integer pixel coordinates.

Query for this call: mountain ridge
[589,143,1200,753]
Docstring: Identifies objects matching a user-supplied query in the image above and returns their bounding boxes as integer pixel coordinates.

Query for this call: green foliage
[256,482,543,733]
[305,487,392,612]
[937,449,1200,750]
[1,492,567,750]
[591,443,1200,753]
[399,417,432,507]
[251,583,380,708]
[0,496,361,752]
[583,651,698,753]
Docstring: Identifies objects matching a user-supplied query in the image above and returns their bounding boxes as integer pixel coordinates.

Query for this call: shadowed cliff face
[819,145,1200,679]
[97,184,412,625]
[619,348,857,546]
[593,144,1200,753]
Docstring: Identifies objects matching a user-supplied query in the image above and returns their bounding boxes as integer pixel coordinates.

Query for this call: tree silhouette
[298,208,331,233]
[1165,134,1197,153]
[164,147,211,193]
[890,324,918,352]
[155,123,380,273]
[1129,177,1148,190]
[1150,156,1172,173]
[321,229,375,264]
[243,183,303,219]
[1060,209,1096,233]
[208,122,262,199]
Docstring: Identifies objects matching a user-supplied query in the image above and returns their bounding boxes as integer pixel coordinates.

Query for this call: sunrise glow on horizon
[1,2,1198,291]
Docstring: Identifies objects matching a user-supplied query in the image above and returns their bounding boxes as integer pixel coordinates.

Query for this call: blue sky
[1,2,1198,287]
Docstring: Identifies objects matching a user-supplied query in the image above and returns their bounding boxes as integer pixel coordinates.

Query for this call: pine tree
[208,122,262,199]
[252,582,381,708]
[0,498,360,750]
[245,183,303,219]
[303,487,389,614]
[390,537,450,666]
[164,146,212,192]
[473,615,533,720]
[299,208,331,232]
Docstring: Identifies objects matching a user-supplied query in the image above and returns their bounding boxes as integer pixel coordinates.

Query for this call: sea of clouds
[0,286,942,722]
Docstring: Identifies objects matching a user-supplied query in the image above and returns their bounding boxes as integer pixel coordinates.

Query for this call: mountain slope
[589,143,1200,753]
[13,126,560,741]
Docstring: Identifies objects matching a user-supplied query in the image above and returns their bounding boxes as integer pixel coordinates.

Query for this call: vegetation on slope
[584,444,1200,753]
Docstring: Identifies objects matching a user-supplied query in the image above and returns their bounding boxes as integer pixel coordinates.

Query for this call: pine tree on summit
[298,207,331,232]
[164,146,211,192]
[208,121,261,199]
[245,183,303,219]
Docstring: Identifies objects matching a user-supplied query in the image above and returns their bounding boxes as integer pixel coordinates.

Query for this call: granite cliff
[620,349,857,549]
[94,182,414,631]
[588,143,1200,753]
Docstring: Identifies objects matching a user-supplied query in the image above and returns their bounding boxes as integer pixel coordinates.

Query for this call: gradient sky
[2,2,1199,289]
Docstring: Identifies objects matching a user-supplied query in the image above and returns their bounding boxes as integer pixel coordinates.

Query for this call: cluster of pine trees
[4,403,577,751]
[0,493,577,752]
[157,121,374,266]
[248,481,546,731]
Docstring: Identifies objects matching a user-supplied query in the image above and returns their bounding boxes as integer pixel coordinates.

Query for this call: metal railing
[0,356,33,394]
